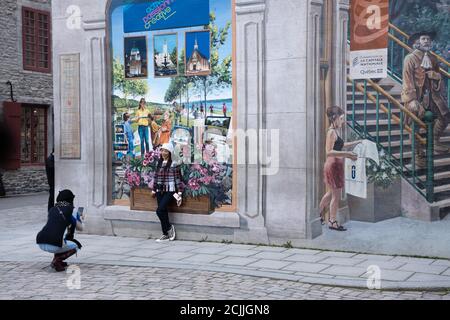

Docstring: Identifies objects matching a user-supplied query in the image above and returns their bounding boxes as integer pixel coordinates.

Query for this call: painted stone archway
[51,0,349,243]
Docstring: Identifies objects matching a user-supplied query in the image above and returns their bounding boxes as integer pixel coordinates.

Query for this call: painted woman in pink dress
[319,106,361,231]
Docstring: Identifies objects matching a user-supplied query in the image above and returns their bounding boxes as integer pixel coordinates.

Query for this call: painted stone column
[333,0,350,111]
[305,0,325,239]
[334,0,351,224]
[52,0,112,235]
[234,0,269,243]
[262,0,317,241]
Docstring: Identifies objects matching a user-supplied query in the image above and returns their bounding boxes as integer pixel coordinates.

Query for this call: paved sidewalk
[1,262,449,300]
[1,196,450,291]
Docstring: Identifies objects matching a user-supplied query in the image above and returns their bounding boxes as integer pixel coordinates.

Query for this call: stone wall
[0,0,53,116]
[2,167,49,195]
[0,0,53,196]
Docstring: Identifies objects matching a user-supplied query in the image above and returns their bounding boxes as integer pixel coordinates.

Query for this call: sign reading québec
[123,0,210,33]
[350,0,389,80]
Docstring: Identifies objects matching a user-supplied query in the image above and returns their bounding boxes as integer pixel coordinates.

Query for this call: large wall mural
[110,0,234,210]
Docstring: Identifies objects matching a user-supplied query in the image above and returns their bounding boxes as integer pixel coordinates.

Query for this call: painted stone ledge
[104,205,240,228]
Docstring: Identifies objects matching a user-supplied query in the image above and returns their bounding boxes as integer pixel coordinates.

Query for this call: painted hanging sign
[350,0,389,79]
[123,0,210,33]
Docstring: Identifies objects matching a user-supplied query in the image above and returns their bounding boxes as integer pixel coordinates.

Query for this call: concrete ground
[0,193,450,299]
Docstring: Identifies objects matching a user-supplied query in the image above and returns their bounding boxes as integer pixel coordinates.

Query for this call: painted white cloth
[345,140,379,199]
[421,52,433,70]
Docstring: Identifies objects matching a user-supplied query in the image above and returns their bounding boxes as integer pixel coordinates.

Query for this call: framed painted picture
[185,30,211,76]
[153,33,178,77]
[124,36,148,79]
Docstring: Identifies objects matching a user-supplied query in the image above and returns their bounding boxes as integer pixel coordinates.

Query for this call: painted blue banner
[124,0,210,33]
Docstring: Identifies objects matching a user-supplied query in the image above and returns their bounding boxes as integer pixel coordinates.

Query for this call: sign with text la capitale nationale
[350,0,389,80]
[123,0,210,33]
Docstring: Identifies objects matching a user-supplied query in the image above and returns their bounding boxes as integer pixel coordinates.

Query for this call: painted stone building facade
[0,0,53,195]
[51,0,350,244]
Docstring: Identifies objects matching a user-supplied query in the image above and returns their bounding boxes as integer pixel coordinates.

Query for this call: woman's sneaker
[156,234,170,242]
[168,225,176,241]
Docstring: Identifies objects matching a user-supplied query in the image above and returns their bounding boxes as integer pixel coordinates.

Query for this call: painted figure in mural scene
[402,31,449,167]
[123,112,134,157]
[148,114,161,148]
[319,106,362,231]
[158,111,172,145]
[134,98,151,156]
[151,143,184,242]
[223,102,227,117]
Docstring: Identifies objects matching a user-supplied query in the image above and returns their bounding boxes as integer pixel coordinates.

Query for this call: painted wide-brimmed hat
[160,142,174,154]
[408,31,437,47]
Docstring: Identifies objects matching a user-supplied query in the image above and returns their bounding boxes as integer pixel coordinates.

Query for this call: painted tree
[164,12,232,109]
[390,0,450,59]
[192,12,232,107]
[165,49,194,106]
[112,57,149,112]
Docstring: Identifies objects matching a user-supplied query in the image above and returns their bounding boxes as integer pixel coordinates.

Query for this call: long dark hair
[157,152,172,171]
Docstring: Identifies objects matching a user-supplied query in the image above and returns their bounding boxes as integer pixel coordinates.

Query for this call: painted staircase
[345,23,450,220]
[346,76,450,219]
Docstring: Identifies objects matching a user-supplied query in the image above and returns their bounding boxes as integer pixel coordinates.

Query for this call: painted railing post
[352,80,356,128]
[364,80,367,138]
[424,110,435,203]
[388,102,392,160]
[400,112,404,168]
[376,91,380,144]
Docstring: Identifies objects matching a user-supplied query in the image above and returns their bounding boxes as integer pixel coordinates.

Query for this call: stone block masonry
[0,0,53,108]
[2,168,48,195]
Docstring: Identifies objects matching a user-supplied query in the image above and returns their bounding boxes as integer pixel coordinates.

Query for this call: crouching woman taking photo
[36,190,84,271]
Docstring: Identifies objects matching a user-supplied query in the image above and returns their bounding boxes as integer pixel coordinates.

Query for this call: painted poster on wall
[349,0,389,79]
[123,0,210,33]
[154,33,178,77]
[185,30,211,76]
[111,0,234,208]
[60,54,81,159]
[124,36,148,79]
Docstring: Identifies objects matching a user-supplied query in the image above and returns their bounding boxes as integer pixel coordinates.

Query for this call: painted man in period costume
[402,31,449,167]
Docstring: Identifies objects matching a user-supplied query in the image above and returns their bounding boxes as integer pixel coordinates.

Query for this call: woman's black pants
[156,192,174,235]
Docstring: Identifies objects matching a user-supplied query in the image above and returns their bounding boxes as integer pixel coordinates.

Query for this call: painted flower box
[130,187,214,215]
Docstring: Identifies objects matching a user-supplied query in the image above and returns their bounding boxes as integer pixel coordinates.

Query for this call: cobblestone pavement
[1,194,450,300]
[0,261,449,300]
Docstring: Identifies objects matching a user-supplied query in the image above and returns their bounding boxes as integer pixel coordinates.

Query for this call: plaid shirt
[153,162,184,193]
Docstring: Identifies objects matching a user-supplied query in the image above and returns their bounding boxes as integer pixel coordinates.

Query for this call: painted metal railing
[345,23,450,203]
[388,23,450,110]
[347,76,435,202]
